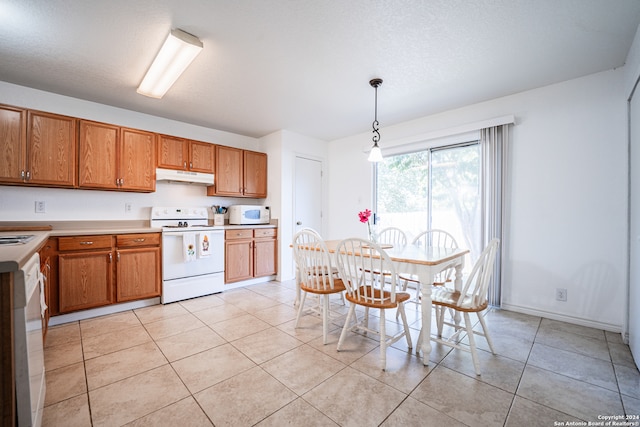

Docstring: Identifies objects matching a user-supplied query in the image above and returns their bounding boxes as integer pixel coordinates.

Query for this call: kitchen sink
[0,235,36,245]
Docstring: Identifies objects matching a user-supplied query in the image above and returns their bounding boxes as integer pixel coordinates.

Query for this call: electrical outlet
[35,201,46,213]
[556,288,567,302]
[125,203,132,213]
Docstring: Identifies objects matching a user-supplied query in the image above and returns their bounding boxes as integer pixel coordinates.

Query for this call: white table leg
[453,260,465,326]
[421,281,432,365]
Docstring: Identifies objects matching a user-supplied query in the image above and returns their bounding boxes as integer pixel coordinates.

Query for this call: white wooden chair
[428,238,500,376]
[334,238,412,370]
[376,227,407,247]
[292,229,346,344]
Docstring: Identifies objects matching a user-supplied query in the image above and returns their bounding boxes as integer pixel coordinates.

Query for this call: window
[374,142,482,265]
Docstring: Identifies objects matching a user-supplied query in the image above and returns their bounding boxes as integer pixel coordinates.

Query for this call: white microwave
[228,205,271,225]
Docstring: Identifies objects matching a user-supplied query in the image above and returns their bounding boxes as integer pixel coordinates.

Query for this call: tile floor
[42,280,640,426]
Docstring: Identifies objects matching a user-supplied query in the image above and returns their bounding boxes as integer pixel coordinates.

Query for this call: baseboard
[49,298,160,326]
[500,303,623,333]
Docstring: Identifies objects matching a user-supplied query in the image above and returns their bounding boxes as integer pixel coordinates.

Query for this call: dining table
[318,239,470,366]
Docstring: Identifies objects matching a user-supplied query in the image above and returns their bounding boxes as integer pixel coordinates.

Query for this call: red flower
[358,209,372,223]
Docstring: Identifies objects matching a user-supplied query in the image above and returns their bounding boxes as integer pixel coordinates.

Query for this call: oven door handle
[162,232,197,237]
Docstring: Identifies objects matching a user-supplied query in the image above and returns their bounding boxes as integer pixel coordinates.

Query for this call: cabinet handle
[25,171,31,181]
[183,161,187,169]
[20,170,25,180]
[117,251,120,262]
[79,241,93,245]
[134,238,145,242]
[189,162,193,168]
[108,253,112,263]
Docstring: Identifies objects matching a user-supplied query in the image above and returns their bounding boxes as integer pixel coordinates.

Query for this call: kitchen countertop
[0,220,277,273]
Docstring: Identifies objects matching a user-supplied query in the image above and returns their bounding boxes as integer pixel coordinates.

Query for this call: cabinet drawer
[225,229,253,240]
[254,228,276,238]
[117,233,160,247]
[58,235,112,251]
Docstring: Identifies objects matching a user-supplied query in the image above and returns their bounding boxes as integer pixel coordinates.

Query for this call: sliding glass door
[374,142,481,265]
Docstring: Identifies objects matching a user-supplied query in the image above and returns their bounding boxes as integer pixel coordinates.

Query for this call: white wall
[0,81,262,222]
[328,68,628,331]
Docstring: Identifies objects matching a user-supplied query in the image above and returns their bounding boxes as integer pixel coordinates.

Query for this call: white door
[629,89,640,368]
[294,156,323,234]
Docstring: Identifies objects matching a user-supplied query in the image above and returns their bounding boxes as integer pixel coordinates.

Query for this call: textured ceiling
[0,0,639,141]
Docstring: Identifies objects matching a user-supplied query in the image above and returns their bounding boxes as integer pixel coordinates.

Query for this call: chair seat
[345,286,410,308]
[431,287,488,312]
[300,278,347,295]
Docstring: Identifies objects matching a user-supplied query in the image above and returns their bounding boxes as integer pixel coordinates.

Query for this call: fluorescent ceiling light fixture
[137,28,203,99]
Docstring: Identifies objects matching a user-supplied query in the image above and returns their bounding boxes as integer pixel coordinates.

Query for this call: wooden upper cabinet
[243,150,267,198]
[120,128,156,192]
[212,145,243,196]
[26,110,77,187]
[189,140,214,173]
[79,120,119,189]
[0,104,26,183]
[78,122,155,192]
[157,135,214,173]
[208,146,267,198]
[157,135,188,170]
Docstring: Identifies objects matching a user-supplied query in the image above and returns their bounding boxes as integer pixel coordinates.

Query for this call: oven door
[162,231,224,280]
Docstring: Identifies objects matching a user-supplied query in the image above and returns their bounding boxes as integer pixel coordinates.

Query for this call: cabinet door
[26,110,77,187]
[0,105,26,183]
[254,238,277,277]
[225,239,253,283]
[157,135,188,170]
[116,247,161,302]
[243,150,267,198]
[189,140,214,173]
[58,250,114,313]
[79,120,119,189]
[214,145,243,196]
[120,128,156,192]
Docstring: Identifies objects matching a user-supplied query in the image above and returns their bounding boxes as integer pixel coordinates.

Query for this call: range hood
[156,168,214,185]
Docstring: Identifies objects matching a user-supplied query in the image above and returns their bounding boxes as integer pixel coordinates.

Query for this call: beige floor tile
[178,293,225,313]
[143,312,206,340]
[44,321,81,348]
[192,303,247,325]
[232,326,303,364]
[82,324,152,359]
[123,396,213,426]
[527,342,617,391]
[380,396,467,426]
[505,396,584,426]
[539,317,606,340]
[85,341,168,390]
[44,362,86,406]
[308,326,379,365]
[134,301,190,324]
[195,366,297,426]
[225,291,281,313]
[535,327,610,361]
[410,365,513,426]
[470,326,535,363]
[303,366,407,427]
[610,341,639,369]
[89,365,190,427]
[79,311,141,338]
[42,394,91,427]
[622,394,640,416]
[481,309,540,339]
[209,313,271,341]
[439,346,525,393]
[277,313,335,343]
[171,343,256,393]
[44,339,83,371]
[255,397,339,426]
[252,302,300,326]
[517,365,624,420]
[262,344,346,395]
[351,345,433,394]
[614,363,640,398]
[154,326,225,362]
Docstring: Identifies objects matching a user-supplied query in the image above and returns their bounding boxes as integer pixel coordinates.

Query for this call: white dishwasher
[14,252,46,427]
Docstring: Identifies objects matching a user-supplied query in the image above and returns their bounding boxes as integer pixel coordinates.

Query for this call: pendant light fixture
[367,78,384,162]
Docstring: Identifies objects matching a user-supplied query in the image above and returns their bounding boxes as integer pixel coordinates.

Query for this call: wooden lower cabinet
[55,233,161,315]
[115,233,161,302]
[225,227,277,283]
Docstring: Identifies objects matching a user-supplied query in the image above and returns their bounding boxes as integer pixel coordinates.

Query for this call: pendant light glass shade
[368,143,383,162]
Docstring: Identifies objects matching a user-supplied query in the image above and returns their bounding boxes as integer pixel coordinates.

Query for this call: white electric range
[151,207,224,303]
